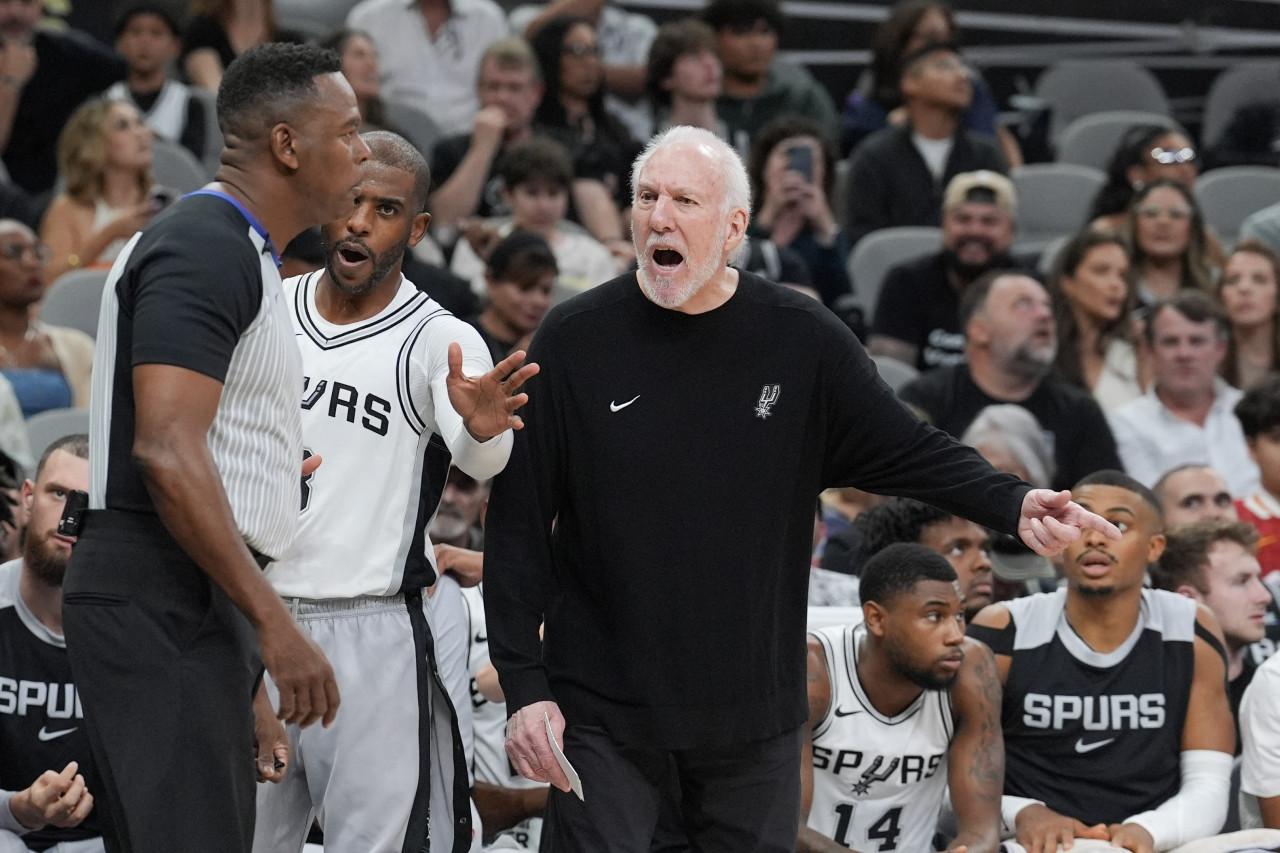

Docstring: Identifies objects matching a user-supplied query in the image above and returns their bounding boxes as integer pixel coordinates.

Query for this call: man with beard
[485,125,1120,851]
[0,435,101,851]
[968,471,1239,853]
[868,171,1021,372]
[800,543,1002,853]
[899,271,1121,491]
[254,130,536,853]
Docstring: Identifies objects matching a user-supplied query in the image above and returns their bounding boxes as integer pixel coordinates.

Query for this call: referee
[62,44,369,853]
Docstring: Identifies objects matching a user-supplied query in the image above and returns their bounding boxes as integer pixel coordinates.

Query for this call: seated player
[802,542,1002,853]
[969,470,1237,853]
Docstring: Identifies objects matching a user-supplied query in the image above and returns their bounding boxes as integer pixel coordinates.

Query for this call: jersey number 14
[832,805,902,851]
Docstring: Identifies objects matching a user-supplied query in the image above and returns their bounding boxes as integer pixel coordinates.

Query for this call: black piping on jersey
[1195,620,1228,668]
[397,436,452,594]
[847,623,937,726]
[396,313,450,435]
[293,271,446,351]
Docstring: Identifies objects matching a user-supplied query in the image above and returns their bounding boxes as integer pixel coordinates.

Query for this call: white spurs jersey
[808,623,954,853]
[267,271,509,599]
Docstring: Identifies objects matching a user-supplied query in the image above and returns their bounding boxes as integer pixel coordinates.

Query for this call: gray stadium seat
[832,158,852,230]
[25,407,89,460]
[1193,166,1280,246]
[1201,61,1280,150]
[1011,163,1106,256]
[41,268,110,339]
[385,100,444,159]
[1037,233,1072,278]
[847,226,942,317]
[1056,110,1181,172]
[870,354,919,393]
[1034,60,1172,149]
[150,138,209,194]
[188,86,223,179]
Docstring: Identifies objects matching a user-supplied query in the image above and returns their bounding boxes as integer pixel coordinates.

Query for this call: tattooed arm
[945,638,1004,853]
[798,635,861,853]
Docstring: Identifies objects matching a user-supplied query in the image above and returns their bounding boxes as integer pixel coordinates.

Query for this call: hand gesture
[1015,803,1108,853]
[473,105,509,147]
[1018,489,1120,556]
[459,218,503,262]
[11,762,94,829]
[0,39,36,89]
[253,683,290,783]
[446,344,539,442]
[433,542,483,587]
[505,700,572,792]
[1107,823,1155,853]
[107,202,157,243]
[259,618,340,729]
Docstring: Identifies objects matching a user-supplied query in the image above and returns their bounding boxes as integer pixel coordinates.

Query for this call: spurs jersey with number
[807,623,953,853]
[979,588,1197,826]
[462,586,544,849]
[267,271,499,599]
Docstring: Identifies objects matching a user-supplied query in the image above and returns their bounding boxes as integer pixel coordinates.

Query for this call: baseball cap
[943,171,1017,218]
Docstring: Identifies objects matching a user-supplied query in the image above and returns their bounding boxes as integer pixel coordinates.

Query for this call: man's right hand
[259,618,339,728]
[505,700,572,792]
[473,105,508,148]
[1015,804,1109,853]
[0,39,35,90]
[10,761,93,829]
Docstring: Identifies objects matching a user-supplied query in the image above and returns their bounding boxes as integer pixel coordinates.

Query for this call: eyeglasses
[560,43,600,58]
[0,242,49,265]
[1137,205,1192,221]
[1150,146,1196,165]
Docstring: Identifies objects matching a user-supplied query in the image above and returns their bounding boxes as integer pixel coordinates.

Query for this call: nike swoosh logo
[38,726,77,742]
[610,395,640,412]
[474,633,487,644]
[1074,737,1114,753]
[833,707,862,717]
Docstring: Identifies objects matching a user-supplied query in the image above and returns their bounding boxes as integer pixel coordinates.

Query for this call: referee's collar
[184,189,280,265]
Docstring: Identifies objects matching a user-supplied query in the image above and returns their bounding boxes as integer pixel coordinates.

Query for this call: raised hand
[446,344,539,442]
[1019,489,1121,556]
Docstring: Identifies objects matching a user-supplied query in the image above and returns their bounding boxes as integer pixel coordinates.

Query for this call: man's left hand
[254,683,290,783]
[1107,823,1154,853]
[1018,488,1120,556]
[447,344,540,442]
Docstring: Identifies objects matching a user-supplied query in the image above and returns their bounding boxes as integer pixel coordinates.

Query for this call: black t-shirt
[128,85,209,162]
[871,252,966,371]
[179,17,306,81]
[3,30,126,194]
[898,364,1123,491]
[429,132,509,220]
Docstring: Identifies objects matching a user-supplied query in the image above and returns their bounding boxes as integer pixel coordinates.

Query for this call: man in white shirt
[1108,291,1259,496]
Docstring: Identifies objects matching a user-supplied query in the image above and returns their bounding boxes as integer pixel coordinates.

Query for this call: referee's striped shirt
[88,193,304,560]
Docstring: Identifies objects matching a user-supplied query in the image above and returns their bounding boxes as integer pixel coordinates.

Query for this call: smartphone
[785,143,813,182]
[148,185,179,214]
[57,489,88,537]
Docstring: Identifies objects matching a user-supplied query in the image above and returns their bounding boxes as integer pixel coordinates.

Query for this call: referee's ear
[270,123,301,173]
[408,211,431,248]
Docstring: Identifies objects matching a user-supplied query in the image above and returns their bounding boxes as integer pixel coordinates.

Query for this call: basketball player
[968,470,1235,853]
[251,131,537,853]
[801,543,1002,853]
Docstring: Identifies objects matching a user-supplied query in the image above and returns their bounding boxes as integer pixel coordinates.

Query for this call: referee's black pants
[539,724,801,853]
[63,511,261,853]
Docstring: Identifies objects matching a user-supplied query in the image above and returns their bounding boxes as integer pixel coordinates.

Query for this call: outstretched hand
[1018,489,1120,556]
[446,344,539,442]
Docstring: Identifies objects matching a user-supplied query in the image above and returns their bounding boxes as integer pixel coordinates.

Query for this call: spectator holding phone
[40,97,169,284]
[747,114,852,306]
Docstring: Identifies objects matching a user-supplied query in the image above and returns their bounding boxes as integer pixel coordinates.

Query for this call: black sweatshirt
[484,271,1031,749]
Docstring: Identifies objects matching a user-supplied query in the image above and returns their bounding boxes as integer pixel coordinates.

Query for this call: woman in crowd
[644,18,725,138]
[182,0,299,91]
[469,230,557,365]
[1049,228,1145,411]
[323,29,394,133]
[747,115,852,307]
[1218,239,1280,390]
[1124,178,1216,305]
[1089,124,1200,231]
[41,98,163,284]
[0,220,94,418]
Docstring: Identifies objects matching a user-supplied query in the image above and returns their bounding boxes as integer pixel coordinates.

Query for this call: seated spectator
[510,0,657,143]
[469,230,556,364]
[450,138,615,298]
[1205,88,1280,170]
[899,270,1122,491]
[429,38,546,233]
[1154,463,1237,526]
[747,115,851,307]
[1125,178,1216,306]
[346,0,507,138]
[702,0,839,157]
[1109,291,1259,496]
[107,5,210,163]
[0,220,94,417]
[1153,520,1277,728]
[801,544,1001,853]
[40,98,167,283]
[1049,229,1146,412]
[322,29,396,134]
[841,0,1020,167]
[1218,239,1280,391]
[1089,124,1200,232]
[845,40,1007,246]
[0,1,125,197]
[181,0,303,92]
[1240,650,1280,829]
[868,170,1018,371]
[645,18,726,139]
[1235,375,1280,577]
[529,15,641,215]
[0,436,101,851]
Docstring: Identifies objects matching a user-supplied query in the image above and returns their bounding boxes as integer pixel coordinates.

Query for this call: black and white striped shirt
[88,191,304,559]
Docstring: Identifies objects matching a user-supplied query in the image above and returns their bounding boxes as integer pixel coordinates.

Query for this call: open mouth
[1078,551,1113,578]
[652,247,684,271]
[335,243,370,270]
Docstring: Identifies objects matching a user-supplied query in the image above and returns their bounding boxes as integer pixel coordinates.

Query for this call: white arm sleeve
[0,789,28,834]
[1000,795,1045,839]
[1123,750,1233,852]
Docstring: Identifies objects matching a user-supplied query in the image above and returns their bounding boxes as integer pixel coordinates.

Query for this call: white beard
[634,222,728,309]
